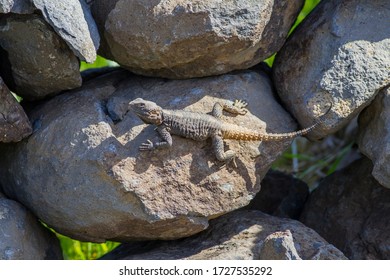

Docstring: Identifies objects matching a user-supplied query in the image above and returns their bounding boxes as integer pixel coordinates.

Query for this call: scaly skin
[128,98,331,164]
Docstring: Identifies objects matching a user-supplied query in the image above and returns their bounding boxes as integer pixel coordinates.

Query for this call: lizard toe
[139,139,154,150]
[233,100,248,115]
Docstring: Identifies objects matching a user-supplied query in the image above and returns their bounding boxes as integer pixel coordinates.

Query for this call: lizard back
[162,110,222,141]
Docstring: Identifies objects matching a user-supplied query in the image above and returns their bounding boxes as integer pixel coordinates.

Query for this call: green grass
[58,0,323,260]
[57,233,120,260]
[297,0,322,23]
[11,92,23,102]
[79,55,118,72]
[275,142,354,181]
[264,0,321,67]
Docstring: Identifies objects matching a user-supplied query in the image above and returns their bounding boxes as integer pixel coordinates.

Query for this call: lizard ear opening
[148,109,163,125]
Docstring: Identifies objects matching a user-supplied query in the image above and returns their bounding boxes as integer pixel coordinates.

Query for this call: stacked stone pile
[0,0,389,260]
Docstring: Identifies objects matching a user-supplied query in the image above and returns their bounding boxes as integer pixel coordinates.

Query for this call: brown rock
[92,0,304,79]
[0,76,31,142]
[258,230,301,260]
[101,210,347,260]
[358,86,390,188]
[273,0,390,139]
[300,157,390,259]
[0,68,307,242]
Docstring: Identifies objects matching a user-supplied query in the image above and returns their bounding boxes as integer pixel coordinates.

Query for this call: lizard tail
[222,125,317,141]
[222,103,332,141]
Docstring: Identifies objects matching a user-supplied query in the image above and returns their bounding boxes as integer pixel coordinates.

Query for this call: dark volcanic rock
[32,0,100,63]
[0,14,81,100]
[300,157,390,259]
[0,68,316,242]
[100,210,347,260]
[92,0,304,79]
[244,169,309,219]
[358,86,390,188]
[0,76,32,142]
[0,0,35,14]
[273,0,390,140]
[0,192,63,260]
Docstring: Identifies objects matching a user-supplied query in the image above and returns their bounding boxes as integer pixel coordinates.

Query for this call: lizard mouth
[138,114,154,124]
[132,108,163,125]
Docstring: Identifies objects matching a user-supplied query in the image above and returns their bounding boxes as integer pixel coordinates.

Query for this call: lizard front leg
[212,99,248,119]
[139,125,173,150]
[212,133,236,165]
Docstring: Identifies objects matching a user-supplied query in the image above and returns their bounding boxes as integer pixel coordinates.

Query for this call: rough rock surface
[0,76,32,142]
[0,0,35,13]
[244,169,309,219]
[273,0,390,139]
[0,68,312,242]
[0,192,63,260]
[0,14,81,100]
[300,157,390,259]
[32,0,100,63]
[100,210,347,260]
[92,0,304,79]
[358,86,390,188]
[258,230,301,260]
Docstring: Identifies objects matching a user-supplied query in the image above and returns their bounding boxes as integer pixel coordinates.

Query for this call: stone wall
[0,0,389,260]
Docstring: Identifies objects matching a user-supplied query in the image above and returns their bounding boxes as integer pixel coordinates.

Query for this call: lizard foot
[216,149,237,169]
[218,156,237,169]
[139,139,154,151]
[232,99,248,115]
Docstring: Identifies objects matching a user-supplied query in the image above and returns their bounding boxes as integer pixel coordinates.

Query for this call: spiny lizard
[128,98,331,164]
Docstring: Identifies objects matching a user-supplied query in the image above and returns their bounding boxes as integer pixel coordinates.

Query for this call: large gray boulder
[273,0,390,139]
[101,210,347,260]
[32,0,100,63]
[358,86,390,188]
[92,0,304,79]
[0,68,317,242]
[1,0,100,63]
[0,76,31,142]
[300,157,390,259]
[0,192,63,260]
[0,14,81,100]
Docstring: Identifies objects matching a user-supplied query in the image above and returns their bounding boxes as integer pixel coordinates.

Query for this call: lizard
[128,98,331,164]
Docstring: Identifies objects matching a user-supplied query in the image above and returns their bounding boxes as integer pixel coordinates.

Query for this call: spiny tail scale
[221,122,319,141]
[221,104,332,141]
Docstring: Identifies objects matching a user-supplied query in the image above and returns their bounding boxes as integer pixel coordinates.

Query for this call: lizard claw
[226,156,237,168]
[233,99,248,108]
[231,157,237,168]
[218,156,237,169]
[233,99,248,115]
[139,139,154,151]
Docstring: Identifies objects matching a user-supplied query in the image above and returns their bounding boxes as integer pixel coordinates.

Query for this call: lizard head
[129,98,163,125]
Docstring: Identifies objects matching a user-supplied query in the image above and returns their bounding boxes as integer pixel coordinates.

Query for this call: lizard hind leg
[212,99,248,118]
[212,134,237,167]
